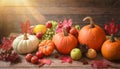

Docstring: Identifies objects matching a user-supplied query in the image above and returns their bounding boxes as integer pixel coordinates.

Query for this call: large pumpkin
[101,35,120,60]
[38,40,55,56]
[12,33,39,54]
[78,16,106,51]
[53,28,77,54]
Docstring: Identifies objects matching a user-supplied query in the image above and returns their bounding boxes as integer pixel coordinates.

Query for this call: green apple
[70,48,82,60]
[75,25,80,30]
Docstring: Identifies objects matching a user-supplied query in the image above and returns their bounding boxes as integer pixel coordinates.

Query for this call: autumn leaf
[56,18,73,33]
[20,20,31,34]
[38,58,53,67]
[91,60,111,68]
[59,56,73,63]
[104,19,119,35]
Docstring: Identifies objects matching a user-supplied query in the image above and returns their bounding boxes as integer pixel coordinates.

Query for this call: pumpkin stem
[110,34,115,42]
[83,16,95,28]
[63,28,68,36]
[24,33,28,40]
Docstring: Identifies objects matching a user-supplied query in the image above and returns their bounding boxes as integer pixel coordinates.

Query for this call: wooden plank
[2,14,120,37]
[0,51,120,69]
[0,0,119,7]
[0,7,120,15]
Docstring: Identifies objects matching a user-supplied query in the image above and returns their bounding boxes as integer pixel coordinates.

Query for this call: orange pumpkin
[101,35,120,60]
[53,28,77,54]
[39,40,55,56]
[78,16,106,51]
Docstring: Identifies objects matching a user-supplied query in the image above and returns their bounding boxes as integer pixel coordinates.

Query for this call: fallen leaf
[59,56,72,63]
[38,58,53,67]
[91,60,111,68]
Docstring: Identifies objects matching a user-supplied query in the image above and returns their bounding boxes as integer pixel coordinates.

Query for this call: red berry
[46,22,52,28]
[35,51,44,59]
[36,32,43,39]
[25,54,33,62]
[31,56,38,64]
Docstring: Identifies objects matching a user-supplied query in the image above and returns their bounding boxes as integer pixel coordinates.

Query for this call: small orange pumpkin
[78,16,106,51]
[101,34,120,60]
[53,28,77,54]
[38,40,55,56]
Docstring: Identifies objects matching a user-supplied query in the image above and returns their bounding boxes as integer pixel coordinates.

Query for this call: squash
[78,16,106,51]
[33,24,47,34]
[12,33,39,54]
[101,34,120,60]
[53,28,77,54]
[38,40,55,56]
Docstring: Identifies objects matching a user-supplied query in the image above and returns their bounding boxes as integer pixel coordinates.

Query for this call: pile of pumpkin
[12,16,120,64]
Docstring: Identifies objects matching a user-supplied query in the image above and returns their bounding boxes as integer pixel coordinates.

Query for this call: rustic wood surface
[0,51,120,69]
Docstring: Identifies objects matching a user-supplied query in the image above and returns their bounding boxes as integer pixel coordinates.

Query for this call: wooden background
[0,0,120,40]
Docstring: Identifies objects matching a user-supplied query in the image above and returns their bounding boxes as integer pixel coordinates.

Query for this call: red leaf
[59,56,72,63]
[104,19,119,35]
[20,20,31,33]
[91,60,111,68]
[68,19,72,26]
[0,37,14,50]
[55,19,72,33]
[63,18,67,26]
[26,20,30,32]
[38,58,53,67]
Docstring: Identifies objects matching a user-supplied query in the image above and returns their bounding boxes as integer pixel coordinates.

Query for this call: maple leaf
[59,56,72,63]
[21,20,31,34]
[104,19,119,35]
[56,19,73,33]
[38,58,53,67]
[91,60,111,68]
[0,37,14,50]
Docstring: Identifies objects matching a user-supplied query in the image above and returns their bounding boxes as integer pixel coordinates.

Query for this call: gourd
[78,16,106,51]
[38,40,55,56]
[101,34,120,60]
[12,20,39,54]
[53,28,77,54]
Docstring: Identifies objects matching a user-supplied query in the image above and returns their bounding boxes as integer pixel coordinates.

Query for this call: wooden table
[0,51,120,69]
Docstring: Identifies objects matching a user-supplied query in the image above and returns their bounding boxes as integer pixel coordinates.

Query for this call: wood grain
[0,0,120,39]
[0,52,120,69]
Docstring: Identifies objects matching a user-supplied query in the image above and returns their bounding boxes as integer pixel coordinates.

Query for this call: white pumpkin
[12,34,39,54]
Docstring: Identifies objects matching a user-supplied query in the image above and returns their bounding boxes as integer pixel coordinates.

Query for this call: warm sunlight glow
[0,0,29,6]
[0,0,46,22]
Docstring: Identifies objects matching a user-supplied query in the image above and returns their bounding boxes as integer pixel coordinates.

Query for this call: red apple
[36,32,43,39]
[70,27,78,37]
[35,51,44,59]
[25,53,33,62]
[31,56,38,64]
[46,22,52,28]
